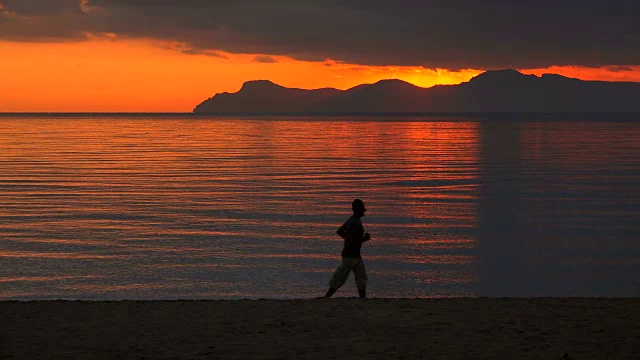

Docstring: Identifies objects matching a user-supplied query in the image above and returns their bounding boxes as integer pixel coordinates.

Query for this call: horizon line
[2,112,640,116]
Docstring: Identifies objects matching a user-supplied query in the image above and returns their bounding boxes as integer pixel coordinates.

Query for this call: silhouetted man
[324,199,371,298]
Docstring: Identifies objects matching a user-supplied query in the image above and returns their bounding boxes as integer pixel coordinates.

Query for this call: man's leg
[353,258,368,298]
[326,257,355,297]
[358,288,366,298]
[324,287,337,298]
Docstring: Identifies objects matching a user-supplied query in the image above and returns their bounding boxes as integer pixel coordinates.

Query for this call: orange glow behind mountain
[2,39,640,112]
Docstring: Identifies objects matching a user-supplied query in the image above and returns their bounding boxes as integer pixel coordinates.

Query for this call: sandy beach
[2,298,639,359]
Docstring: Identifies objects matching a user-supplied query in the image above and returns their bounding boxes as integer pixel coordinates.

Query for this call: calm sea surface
[1,114,639,299]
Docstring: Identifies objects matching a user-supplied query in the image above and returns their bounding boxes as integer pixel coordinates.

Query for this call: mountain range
[193,69,640,113]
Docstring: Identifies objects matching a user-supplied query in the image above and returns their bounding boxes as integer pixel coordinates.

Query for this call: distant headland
[193,69,640,113]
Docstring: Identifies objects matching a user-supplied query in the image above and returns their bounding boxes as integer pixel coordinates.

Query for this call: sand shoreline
[2,298,639,359]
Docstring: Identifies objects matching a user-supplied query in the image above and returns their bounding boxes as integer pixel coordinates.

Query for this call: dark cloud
[607,66,635,73]
[3,0,81,15]
[180,48,228,58]
[1,0,639,69]
[253,55,277,63]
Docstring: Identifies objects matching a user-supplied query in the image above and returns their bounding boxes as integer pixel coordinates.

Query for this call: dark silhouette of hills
[194,80,340,113]
[193,69,640,113]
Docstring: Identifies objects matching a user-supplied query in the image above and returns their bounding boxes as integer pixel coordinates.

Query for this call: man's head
[352,198,366,217]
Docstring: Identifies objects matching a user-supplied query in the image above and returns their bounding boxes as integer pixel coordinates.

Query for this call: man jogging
[324,199,371,298]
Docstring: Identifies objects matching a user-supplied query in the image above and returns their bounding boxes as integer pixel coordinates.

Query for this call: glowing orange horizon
[1,39,640,112]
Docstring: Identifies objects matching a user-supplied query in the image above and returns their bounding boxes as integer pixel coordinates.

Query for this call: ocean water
[1,114,639,299]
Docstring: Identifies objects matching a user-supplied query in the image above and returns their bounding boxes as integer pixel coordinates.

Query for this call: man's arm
[337,221,349,239]
[362,232,371,242]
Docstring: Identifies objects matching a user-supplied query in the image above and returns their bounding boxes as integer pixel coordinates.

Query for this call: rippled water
[1,114,639,299]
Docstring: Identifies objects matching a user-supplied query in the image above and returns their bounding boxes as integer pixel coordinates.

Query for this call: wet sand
[2,298,639,359]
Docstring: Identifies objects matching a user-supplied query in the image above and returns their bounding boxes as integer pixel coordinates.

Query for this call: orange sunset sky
[3,38,640,113]
[2,1,640,112]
